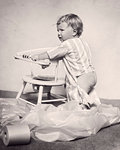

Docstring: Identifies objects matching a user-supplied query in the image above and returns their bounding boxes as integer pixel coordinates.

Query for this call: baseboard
[1,90,120,107]
[0,90,17,98]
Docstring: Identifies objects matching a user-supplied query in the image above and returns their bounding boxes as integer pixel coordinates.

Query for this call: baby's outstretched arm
[30,52,50,69]
[31,52,49,61]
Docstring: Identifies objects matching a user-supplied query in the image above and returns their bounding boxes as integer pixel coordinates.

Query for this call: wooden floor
[0,90,120,150]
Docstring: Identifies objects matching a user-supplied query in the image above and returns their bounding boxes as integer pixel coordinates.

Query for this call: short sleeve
[47,41,69,60]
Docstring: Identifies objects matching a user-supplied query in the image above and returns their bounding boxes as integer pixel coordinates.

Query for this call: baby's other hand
[42,64,50,69]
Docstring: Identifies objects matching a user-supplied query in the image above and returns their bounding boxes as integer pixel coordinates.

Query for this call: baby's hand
[22,52,31,59]
[30,54,40,61]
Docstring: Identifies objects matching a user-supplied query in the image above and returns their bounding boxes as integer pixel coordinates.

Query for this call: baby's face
[57,22,74,42]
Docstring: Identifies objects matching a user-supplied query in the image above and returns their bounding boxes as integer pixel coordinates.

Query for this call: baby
[25,13,97,107]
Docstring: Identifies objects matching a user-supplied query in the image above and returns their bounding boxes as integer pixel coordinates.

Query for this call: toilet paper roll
[2,124,31,146]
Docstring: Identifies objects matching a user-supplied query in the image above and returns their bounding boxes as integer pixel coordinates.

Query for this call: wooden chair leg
[47,92,51,99]
[16,81,27,99]
[37,86,43,104]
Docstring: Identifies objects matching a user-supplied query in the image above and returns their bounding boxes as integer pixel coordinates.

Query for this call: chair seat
[23,75,65,86]
[16,75,66,105]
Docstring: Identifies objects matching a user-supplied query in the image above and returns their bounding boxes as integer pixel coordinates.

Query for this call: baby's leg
[77,72,97,94]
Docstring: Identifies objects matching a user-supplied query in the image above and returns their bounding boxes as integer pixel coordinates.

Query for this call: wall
[0,0,120,99]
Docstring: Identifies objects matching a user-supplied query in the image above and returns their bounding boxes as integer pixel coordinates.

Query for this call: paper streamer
[2,124,31,146]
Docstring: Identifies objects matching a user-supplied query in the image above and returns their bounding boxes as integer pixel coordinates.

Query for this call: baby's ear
[73,29,77,36]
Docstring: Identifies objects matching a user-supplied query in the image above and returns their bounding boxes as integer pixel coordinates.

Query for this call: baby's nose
[58,33,60,37]
[58,30,62,35]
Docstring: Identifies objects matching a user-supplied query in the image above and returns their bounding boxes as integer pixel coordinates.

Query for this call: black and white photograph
[0,0,120,149]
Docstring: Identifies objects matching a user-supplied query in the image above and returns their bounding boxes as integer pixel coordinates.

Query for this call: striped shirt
[47,38,95,77]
